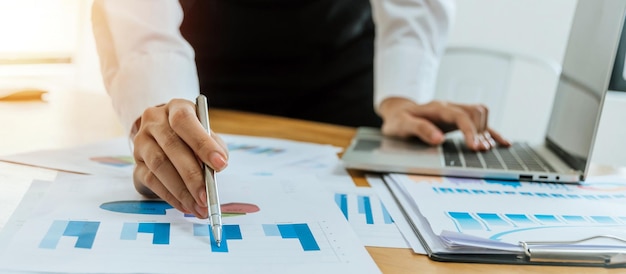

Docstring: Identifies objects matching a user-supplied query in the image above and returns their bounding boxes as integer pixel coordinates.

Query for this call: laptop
[341,0,626,183]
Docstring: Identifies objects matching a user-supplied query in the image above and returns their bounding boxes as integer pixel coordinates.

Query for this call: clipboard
[425,236,626,267]
[380,172,626,268]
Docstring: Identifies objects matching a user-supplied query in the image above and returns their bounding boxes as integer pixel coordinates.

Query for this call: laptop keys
[442,140,555,172]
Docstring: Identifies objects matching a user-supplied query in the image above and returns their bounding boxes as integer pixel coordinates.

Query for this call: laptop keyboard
[442,140,556,172]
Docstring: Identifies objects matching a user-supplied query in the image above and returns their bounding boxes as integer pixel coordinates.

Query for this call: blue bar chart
[121,222,170,245]
[193,224,243,252]
[332,191,407,248]
[334,193,393,225]
[39,220,100,249]
[263,224,320,251]
[432,186,626,200]
[37,220,324,253]
[447,211,626,238]
[228,143,285,156]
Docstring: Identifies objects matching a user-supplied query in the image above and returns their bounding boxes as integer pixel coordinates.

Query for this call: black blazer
[179,0,382,127]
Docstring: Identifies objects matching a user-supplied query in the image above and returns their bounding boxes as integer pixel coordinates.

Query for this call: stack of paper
[376,173,626,266]
[0,172,380,273]
[0,134,412,273]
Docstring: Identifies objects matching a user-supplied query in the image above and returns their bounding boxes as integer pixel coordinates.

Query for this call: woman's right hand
[130,98,229,219]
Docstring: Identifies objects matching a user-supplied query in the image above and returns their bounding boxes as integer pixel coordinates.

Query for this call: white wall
[446,0,625,167]
[72,0,105,94]
[445,0,576,141]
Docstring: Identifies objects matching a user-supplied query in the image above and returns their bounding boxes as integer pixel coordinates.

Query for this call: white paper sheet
[391,173,626,251]
[329,184,409,248]
[0,173,380,274]
[0,134,341,177]
[0,162,57,231]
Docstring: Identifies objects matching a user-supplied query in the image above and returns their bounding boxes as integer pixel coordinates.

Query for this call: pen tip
[216,240,221,247]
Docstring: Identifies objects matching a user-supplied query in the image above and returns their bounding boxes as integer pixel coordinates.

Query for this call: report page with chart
[0,172,380,274]
[381,173,626,266]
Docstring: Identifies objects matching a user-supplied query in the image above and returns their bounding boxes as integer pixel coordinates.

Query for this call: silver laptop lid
[544,0,626,178]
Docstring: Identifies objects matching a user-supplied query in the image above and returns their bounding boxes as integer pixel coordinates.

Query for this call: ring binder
[520,235,626,266]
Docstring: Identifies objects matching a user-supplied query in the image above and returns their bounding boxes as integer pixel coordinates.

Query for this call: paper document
[330,185,409,248]
[367,175,425,253]
[0,134,341,177]
[384,173,626,266]
[0,173,380,274]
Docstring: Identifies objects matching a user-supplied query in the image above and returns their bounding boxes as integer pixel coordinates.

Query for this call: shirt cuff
[107,52,199,136]
[374,44,440,111]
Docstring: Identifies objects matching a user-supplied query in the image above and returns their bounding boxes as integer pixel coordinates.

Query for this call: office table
[1,91,625,273]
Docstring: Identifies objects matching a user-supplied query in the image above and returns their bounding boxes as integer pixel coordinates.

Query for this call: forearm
[91,0,199,135]
[370,0,456,113]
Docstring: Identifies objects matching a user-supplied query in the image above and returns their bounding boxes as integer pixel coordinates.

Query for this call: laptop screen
[545,0,626,172]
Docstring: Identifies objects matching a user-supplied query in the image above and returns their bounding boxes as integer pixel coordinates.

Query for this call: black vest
[180,0,381,127]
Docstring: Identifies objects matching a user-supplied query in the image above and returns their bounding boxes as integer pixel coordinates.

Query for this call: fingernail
[209,152,227,171]
[198,190,207,207]
[473,136,480,149]
[482,140,491,150]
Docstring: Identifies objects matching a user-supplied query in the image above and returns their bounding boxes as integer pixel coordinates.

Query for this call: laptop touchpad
[353,137,441,168]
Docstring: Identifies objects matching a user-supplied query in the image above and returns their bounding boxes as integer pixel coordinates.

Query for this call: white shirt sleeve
[91,0,199,135]
[370,0,455,111]
[92,0,453,133]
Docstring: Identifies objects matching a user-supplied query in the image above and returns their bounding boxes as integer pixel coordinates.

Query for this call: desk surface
[2,91,625,274]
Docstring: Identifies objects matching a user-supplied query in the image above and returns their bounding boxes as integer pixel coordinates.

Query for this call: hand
[378,97,510,151]
[130,99,229,218]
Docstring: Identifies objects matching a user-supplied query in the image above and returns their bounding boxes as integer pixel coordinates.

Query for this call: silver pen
[195,94,223,247]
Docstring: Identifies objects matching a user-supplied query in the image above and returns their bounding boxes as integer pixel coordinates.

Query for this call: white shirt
[92,0,455,134]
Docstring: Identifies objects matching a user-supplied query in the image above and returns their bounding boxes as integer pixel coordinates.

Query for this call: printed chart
[90,156,134,168]
[392,173,626,245]
[0,173,379,274]
[332,187,407,248]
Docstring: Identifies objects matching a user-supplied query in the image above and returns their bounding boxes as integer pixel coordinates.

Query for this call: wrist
[378,97,417,119]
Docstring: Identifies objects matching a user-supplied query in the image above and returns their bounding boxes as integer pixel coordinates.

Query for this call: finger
[147,108,208,210]
[439,107,484,150]
[133,161,189,215]
[141,104,208,210]
[135,132,207,218]
[211,130,230,159]
[406,118,445,145]
[477,105,488,133]
[168,101,228,171]
[482,131,497,147]
[487,128,511,147]
[151,124,208,209]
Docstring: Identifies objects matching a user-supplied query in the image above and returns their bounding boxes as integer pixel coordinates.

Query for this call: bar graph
[431,186,626,200]
[447,211,626,240]
[89,156,134,167]
[39,220,100,249]
[0,164,381,274]
[121,222,170,245]
[332,191,407,248]
[334,193,393,225]
[228,143,285,156]
[37,220,325,253]
[263,224,320,251]
[193,224,244,252]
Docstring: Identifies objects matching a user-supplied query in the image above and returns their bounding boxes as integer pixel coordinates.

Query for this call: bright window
[0,0,81,64]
